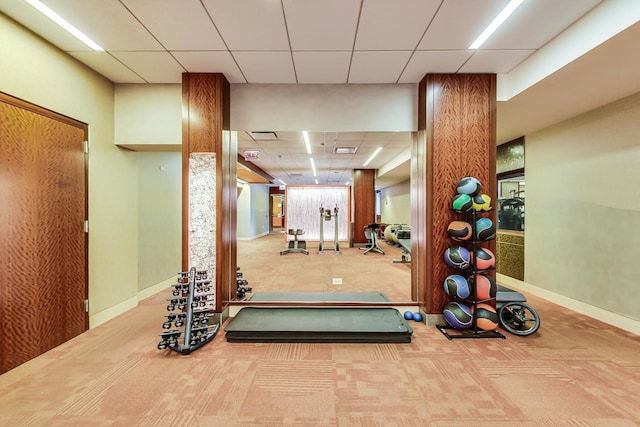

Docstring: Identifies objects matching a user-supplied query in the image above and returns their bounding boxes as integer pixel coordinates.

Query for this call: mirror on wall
[497,175,525,231]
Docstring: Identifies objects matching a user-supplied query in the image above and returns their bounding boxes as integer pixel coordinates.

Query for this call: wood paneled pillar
[413,74,497,314]
[182,73,236,312]
[352,169,376,244]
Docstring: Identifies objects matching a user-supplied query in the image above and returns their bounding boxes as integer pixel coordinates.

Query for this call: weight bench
[393,238,411,263]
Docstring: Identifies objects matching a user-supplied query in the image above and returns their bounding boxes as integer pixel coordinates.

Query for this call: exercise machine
[318,205,340,254]
[280,228,309,255]
[392,228,411,263]
[361,223,384,255]
[496,285,540,336]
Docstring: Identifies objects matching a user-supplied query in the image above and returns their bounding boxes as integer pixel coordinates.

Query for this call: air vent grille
[333,147,357,154]
[249,131,279,140]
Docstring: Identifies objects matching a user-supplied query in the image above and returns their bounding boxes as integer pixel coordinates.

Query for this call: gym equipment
[404,311,413,320]
[236,266,253,301]
[318,205,340,254]
[472,247,496,270]
[452,194,473,212]
[361,223,384,255]
[443,246,471,269]
[412,312,423,322]
[443,274,470,299]
[468,274,497,301]
[392,228,411,264]
[475,217,496,241]
[472,193,492,211]
[496,285,540,336]
[447,221,472,241]
[280,228,309,255]
[457,176,482,196]
[471,303,499,331]
[443,302,473,329]
[156,267,219,355]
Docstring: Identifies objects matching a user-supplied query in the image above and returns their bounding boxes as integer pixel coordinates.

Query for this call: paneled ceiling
[2,0,638,187]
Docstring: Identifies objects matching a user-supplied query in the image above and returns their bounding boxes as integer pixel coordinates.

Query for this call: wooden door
[0,93,88,374]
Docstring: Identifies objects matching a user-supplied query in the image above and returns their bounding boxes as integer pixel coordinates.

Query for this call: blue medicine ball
[443,274,470,299]
[404,311,413,320]
[443,302,473,329]
[456,177,482,196]
[444,246,471,269]
[475,217,496,241]
[412,312,423,322]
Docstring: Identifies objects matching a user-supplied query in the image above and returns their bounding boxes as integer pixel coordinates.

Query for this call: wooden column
[352,169,376,244]
[182,73,236,312]
[413,74,497,314]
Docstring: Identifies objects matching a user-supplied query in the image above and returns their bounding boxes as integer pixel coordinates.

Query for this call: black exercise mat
[248,291,390,302]
[225,307,413,343]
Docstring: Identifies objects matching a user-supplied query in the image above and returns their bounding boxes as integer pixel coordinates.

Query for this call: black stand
[437,208,505,340]
[158,267,219,354]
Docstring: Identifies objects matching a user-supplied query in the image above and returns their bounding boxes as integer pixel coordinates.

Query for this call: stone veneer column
[182,73,237,312]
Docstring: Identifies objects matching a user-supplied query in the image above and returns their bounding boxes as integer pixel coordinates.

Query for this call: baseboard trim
[138,276,175,301]
[237,231,269,241]
[89,295,138,329]
[497,274,640,336]
[89,277,175,329]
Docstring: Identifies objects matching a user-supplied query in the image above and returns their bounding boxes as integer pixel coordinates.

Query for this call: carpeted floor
[1,234,639,425]
[237,233,412,301]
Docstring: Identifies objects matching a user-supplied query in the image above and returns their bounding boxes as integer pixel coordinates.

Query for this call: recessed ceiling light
[24,0,104,51]
[469,0,524,49]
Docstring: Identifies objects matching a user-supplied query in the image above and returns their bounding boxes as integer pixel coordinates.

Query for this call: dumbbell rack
[157,267,219,354]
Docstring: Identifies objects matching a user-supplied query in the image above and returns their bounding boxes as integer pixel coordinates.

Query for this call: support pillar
[182,73,237,312]
[352,169,376,244]
[413,74,497,314]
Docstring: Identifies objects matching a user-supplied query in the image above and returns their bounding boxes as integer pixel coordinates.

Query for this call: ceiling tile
[283,0,360,50]
[110,51,185,83]
[121,0,226,50]
[482,0,603,49]
[459,50,535,73]
[348,51,412,83]
[202,0,289,50]
[293,52,351,83]
[172,51,245,83]
[398,51,473,83]
[355,0,441,50]
[68,51,146,83]
[44,0,163,50]
[233,52,296,84]
[419,0,509,50]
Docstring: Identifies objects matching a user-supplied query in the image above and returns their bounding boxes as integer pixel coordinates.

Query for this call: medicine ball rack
[437,205,505,340]
[157,267,219,354]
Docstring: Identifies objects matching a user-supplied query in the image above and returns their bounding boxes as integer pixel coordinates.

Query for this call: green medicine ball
[452,194,473,212]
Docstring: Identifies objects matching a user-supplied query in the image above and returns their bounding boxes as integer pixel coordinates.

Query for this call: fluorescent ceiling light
[278,179,287,185]
[363,147,382,167]
[302,131,312,154]
[314,179,318,185]
[469,0,524,49]
[24,0,104,51]
[309,158,317,177]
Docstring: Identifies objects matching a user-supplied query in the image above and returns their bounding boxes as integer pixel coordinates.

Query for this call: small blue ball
[404,311,413,320]
[412,312,423,322]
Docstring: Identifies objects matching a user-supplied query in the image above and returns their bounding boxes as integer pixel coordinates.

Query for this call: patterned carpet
[1,235,639,425]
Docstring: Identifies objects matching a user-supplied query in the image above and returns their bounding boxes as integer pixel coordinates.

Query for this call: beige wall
[380,179,411,227]
[0,14,139,325]
[525,91,640,321]
[137,152,182,290]
[114,84,182,150]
